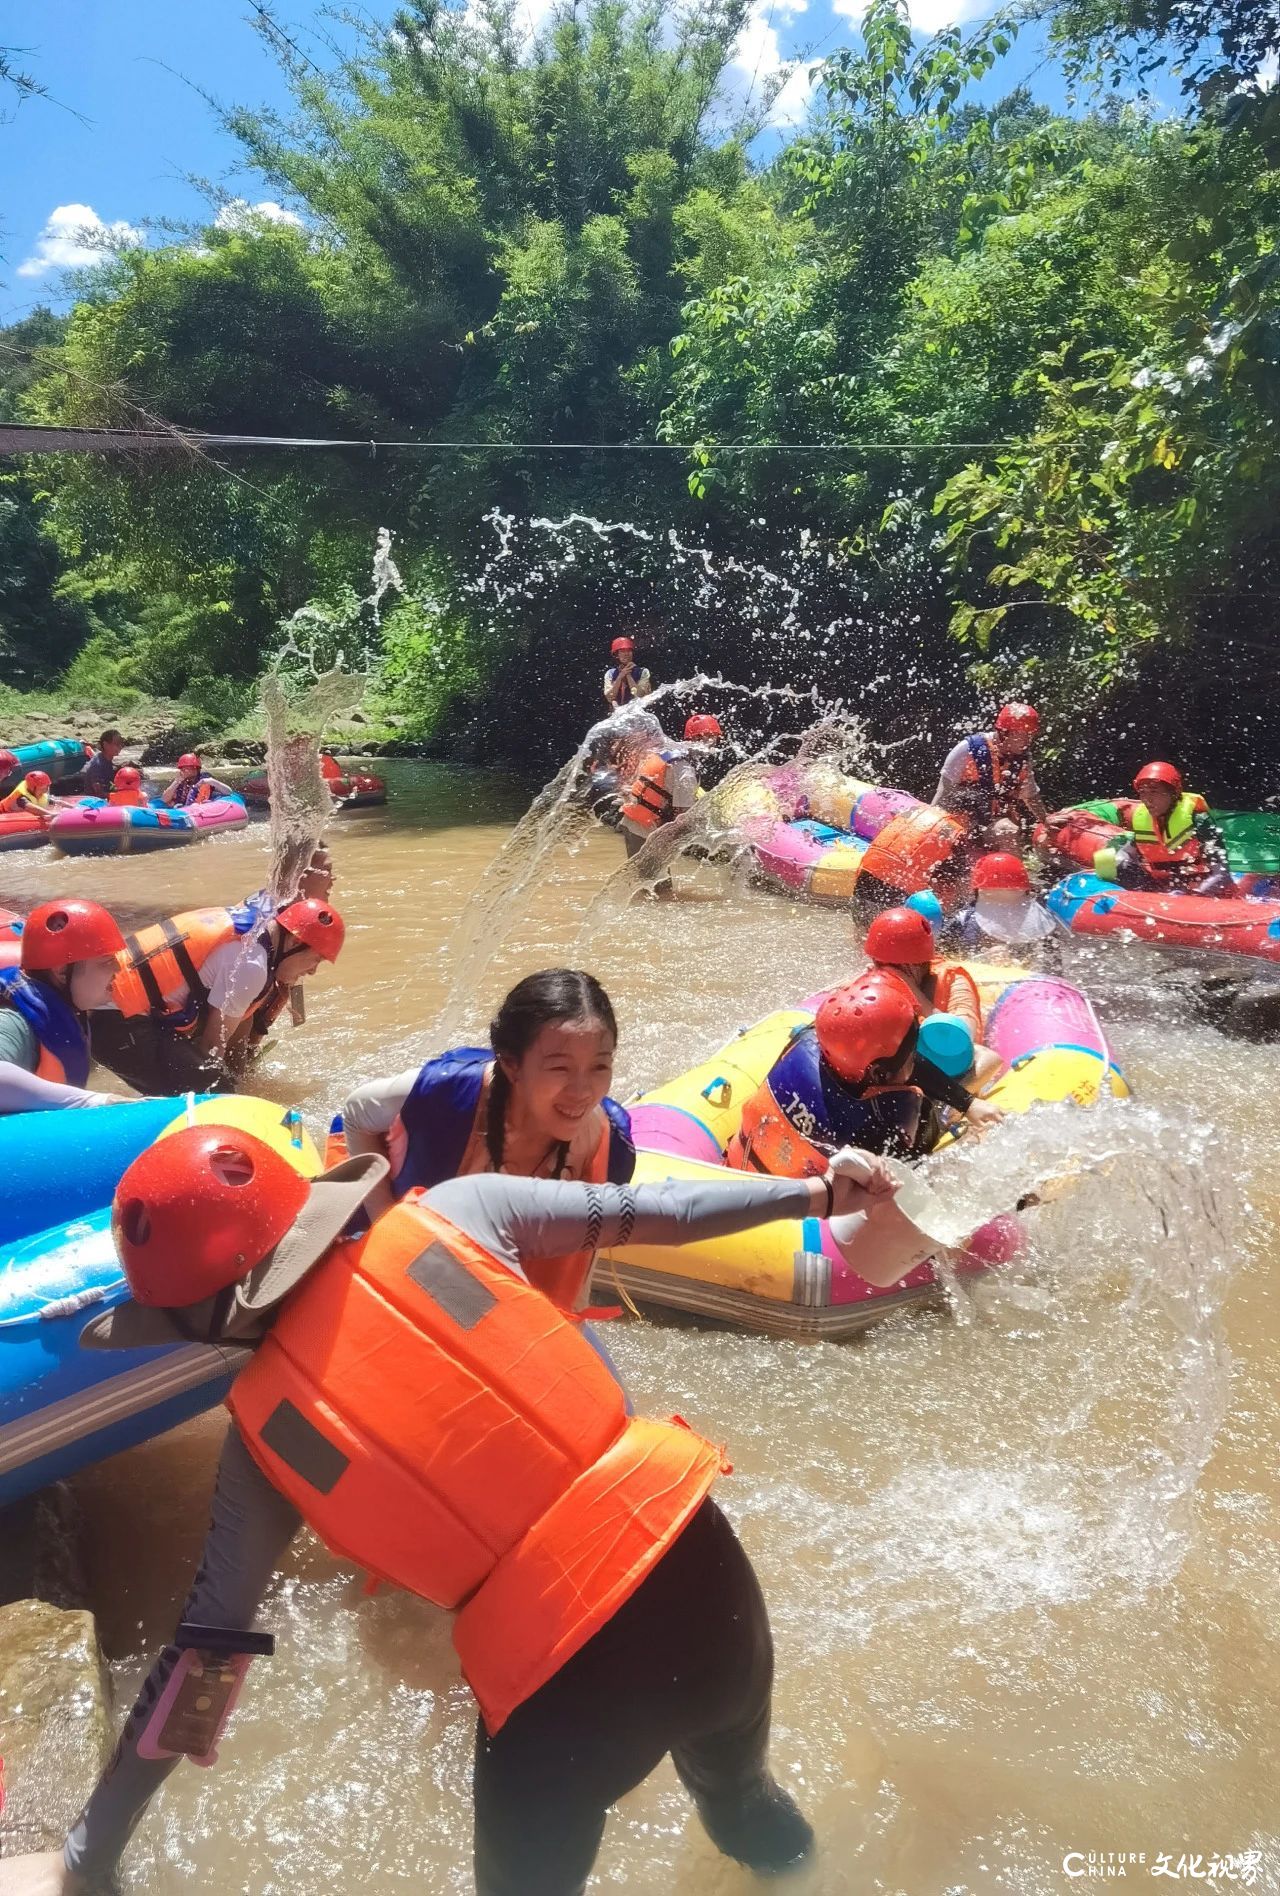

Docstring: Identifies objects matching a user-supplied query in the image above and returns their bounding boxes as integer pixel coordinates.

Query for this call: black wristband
[820,1174,835,1220]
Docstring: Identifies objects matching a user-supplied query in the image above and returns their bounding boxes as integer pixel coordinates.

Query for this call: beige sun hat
[80,1151,388,1353]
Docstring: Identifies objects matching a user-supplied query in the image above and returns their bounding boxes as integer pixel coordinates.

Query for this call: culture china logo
[1062,1851,1264,1884]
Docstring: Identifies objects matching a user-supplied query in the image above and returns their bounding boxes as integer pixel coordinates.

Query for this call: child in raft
[0,900,130,1115]
[339,969,635,1311]
[861,902,1007,1107]
[726,967,998,1177]
[5,1128,904,1896]
[161,753,236,808]
[939,852,1064,954]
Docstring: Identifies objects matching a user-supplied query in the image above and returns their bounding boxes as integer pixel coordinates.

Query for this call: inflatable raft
[0,1096,320,1506]
[48,794,248,855]
[0,1095,223,1248]
[0,737,91,796]
[1039,800,1280,891]
[598,969,1127,1339]
[0,810,55,852]
[0,908,21,971]
[1047,871,1280,965]
[724,764,964,905]
[240,768,387,810]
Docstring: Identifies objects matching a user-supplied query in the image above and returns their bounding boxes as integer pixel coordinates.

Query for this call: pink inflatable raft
[721,765,963,904]
[48,796,248,856]
[597,968,1127,1339]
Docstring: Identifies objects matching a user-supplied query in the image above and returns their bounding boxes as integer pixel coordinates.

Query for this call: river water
[2,759,1277,1895]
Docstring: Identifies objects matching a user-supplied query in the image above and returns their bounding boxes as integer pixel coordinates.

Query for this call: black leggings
[473,1497,774,1896]
[89,1010,234,1095]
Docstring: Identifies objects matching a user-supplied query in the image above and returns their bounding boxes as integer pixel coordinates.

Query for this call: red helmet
[684,714,723,743]
[112,1125,310,1309]
[972,851,1031,893]
[21,898,125,973]
[113,765,143,792]
[816,974,918,1085]
[610,637,635,655]
[0,749,16,781]
[1133,760,1182,794]
[24,770,52,795]
[277,898,345,962]
[865,905,935,966]
[177,753,201,773]
[995,702,1040,738]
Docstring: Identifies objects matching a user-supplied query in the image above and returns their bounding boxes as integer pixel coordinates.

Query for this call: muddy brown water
[2,760,1277,1894]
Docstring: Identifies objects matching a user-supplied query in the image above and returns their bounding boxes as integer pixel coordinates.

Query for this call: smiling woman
[338,968,636,1309]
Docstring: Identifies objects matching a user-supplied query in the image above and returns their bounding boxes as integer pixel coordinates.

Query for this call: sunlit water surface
[3,761,1276,1894]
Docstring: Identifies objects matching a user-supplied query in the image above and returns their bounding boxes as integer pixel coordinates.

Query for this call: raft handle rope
[0,1284,113,1328]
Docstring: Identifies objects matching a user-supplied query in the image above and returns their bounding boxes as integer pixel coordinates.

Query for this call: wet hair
[485,969,618,1170]
[100,729,122,747]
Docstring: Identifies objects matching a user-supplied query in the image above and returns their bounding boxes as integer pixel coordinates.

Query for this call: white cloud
[214,198,306,233]
[17,202,144,278]
[730,0,819,128]
[832,0,987,33]
[1257,51,1278,89]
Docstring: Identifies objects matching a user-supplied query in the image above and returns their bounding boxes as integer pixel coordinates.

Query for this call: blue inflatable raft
[0,737,91,795]
[0,1097,321,1504]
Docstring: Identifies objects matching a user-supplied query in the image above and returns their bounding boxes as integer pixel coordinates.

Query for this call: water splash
[262,529,406,904]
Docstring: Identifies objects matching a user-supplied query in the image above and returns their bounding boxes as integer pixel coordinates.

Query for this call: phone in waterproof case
[137,1624,275,1767]
[289,983,306,1026]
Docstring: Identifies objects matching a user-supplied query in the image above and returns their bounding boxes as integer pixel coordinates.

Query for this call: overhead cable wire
[0,420,1108,456]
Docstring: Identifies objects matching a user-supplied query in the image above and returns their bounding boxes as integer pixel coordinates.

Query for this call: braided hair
[485,969,618,1172]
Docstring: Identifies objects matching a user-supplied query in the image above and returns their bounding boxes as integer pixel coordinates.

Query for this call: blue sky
[1,0,1084,326]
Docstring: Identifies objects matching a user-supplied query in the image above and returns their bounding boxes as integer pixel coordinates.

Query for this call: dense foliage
[1,0,1277,792]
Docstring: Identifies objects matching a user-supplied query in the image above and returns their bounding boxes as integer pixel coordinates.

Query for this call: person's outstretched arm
[427,1164,898,1282]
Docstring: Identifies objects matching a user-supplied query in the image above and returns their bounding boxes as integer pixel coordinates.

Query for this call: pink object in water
[851,786,920,842]
[739,814,826,893]
[963,1213,1027,1267]
[628,1102,723,1166]
[984,975,1109,1066]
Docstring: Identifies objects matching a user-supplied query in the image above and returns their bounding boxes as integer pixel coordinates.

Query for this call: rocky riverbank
[0,696,432,770]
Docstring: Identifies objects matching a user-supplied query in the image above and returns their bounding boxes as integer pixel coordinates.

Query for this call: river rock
[0,1598,110,1854]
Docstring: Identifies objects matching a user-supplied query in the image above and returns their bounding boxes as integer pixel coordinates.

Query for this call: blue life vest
[606,665,649,706]
[0,967,92,1087]
[763,1028,924,1159]
[171,774,218,809]
[391,1046,636,1199]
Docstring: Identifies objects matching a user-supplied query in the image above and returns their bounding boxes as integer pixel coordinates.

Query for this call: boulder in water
[0,1599,110,1853]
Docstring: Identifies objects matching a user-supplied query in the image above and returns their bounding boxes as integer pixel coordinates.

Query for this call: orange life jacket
[228,1197,723,1734]
[861,805,964,892]
[727,1081,828,1178]
[726,1034,925,1176]
[525,1109,613,1310]
[620,750,676,831]
[107,786,145,807]
[880,962,984,1043]
[453,1086,617,1307]
[111,908,271,1034]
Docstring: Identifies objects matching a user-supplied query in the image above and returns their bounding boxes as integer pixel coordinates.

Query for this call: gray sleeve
[668,757,699,814]
[426,1173,814,1274]
[341,1067,419,1138]
[0,1063,101,1112]
[65,1424,301,1881]
[0,1009,39,1069]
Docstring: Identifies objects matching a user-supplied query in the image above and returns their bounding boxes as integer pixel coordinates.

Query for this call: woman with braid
[338,970,635,1312]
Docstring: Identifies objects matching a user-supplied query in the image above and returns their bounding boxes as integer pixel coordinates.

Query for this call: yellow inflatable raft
[598,969,1128,1339]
